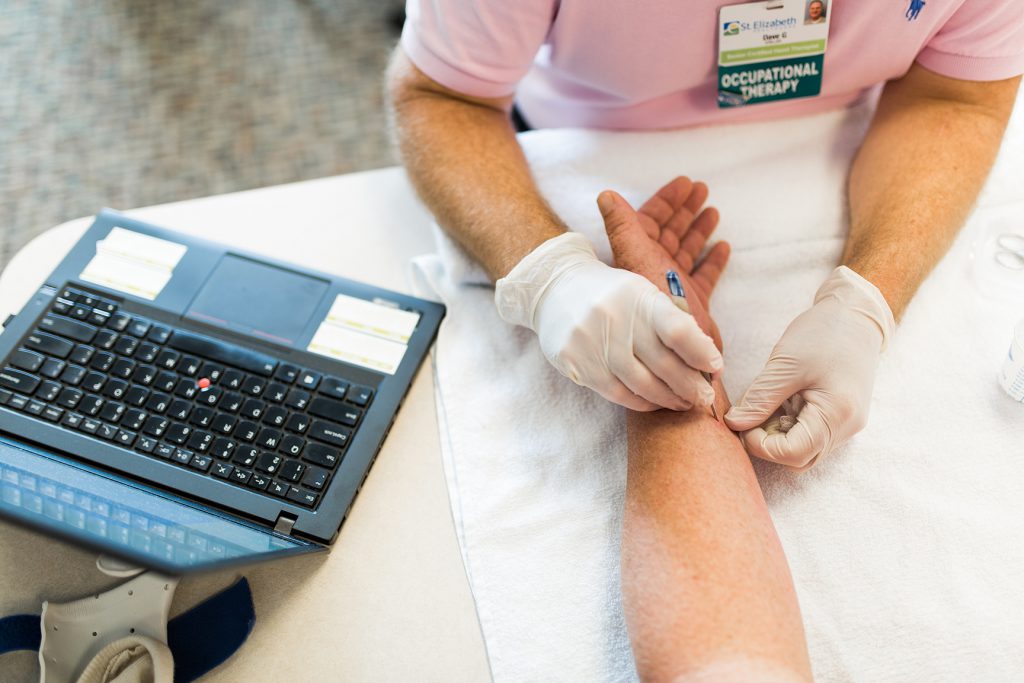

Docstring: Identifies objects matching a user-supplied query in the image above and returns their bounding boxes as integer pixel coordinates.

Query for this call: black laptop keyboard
[0,286,376,510]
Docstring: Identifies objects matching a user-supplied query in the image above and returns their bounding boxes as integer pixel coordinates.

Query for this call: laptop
[0,209,444,575]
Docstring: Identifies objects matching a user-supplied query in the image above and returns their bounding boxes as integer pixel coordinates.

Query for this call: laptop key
[127,318,151,338]
[115,430,137,447]
[122,408,147,431]
[230,468,252,485]
[171,448,193,465]
[57,387,83,409]
[94,330,119,351]
[190,406,214,428]
[154,372,177,393]
[136,435,157,453]
[167,399,191,421]
[285,388,310,410]
[212,462,234,479]
[240,398,265,420]
[174,378,198,399]
[135,343,159,364]
[113,336,139,356]
[298,370,321,390]
[210,437,236,460]
[274,364,299,384]
[42,405,64,422]
[147,325,172,344]
[241,376,265,397]
[0,367,41,394]
[82,371,106,393]
[60,364,87,385]
[257,427,282,450]
[110,358,136,380]
[99,402,126,423]
[348,386,373,407]
[280,435,305,457]
[69,345,94,365]
[248,472,271,491]
[154,443,175,459]
[179,356,201,376]
[279,459,305,483]
[265,382,288,403]
[80,417,101,434]
[143,416,170,438]
[40,358,66,379]
[186,430,213,453]
[80,394,105,416]
[233,446,259,468]
[36,380,62,402]
[165,422,192,444]
[124,385,150,407]
[285,414,309,434]
[263,405,287,427]
[146,392,171,413]
[255,452,282,475]
[308,397,347,422]
[156,349,180,371]
[90,352,115,372]
[8,394,29,410]
[103,379,129,400]
[26,400,46,416]
[268,480,289,497]
[0,388,10,405]
[320,377,349,400]
[236,420,259,442]
[25,331,74,358]
[39,315,97,343]
[222,369,244,390]
[12,348,45,373]
[107,312,131,331]
[211,413,236,435]
[189,454,213,472]
[308,421,350,448]
[301,466,330,491]
[97,423,118,440]
[286,487,318,508]
[198,362,224,383]
[61,412,84,429]
[304,443,341,469]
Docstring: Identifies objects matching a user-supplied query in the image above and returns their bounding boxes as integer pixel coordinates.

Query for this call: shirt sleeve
[916,1,1024,80]
[401,0,558,98]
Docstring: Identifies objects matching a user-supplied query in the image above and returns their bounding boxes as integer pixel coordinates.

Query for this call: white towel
[413,94,1024,682]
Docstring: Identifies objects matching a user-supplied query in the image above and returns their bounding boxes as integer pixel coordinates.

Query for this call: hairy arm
[386,47,566,281]
[604,190,812,682]
[623,393,811,683]
[843,64,1020,319]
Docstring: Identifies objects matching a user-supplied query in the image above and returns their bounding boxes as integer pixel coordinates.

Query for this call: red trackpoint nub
[197,378,211,390]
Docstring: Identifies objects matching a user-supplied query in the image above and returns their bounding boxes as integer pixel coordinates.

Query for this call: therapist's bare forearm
[622,381,811,683]
[387,50,566,281]
[844,64,1020,319]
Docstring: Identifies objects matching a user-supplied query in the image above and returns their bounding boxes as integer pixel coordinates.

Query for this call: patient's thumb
[598,191,638,246]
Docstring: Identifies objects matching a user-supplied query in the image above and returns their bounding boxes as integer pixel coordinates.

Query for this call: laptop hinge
[273,512,297,536]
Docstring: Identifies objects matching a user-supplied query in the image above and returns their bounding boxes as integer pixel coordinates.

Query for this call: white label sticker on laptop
[307,294,421,374]
[80,227,188,300]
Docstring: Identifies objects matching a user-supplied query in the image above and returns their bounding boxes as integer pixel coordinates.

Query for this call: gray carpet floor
[1,0,404,271]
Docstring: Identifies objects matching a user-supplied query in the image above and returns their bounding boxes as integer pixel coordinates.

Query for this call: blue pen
[666,270,719,420]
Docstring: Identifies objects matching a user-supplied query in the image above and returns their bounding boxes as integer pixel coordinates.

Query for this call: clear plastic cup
[999,318,1024,402]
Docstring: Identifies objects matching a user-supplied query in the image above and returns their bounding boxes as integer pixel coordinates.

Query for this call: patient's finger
[691,241,730,296]
[683,181,709,219]
[675,206,720,263]
[639,176,695,227]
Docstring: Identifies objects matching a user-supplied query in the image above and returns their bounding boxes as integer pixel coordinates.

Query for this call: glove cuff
[494,232,598,329]
[814,266,897,351]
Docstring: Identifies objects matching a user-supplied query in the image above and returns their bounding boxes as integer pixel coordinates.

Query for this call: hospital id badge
[717,0,831,107]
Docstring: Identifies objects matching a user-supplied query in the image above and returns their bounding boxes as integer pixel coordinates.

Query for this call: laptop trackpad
[185,254,330,347]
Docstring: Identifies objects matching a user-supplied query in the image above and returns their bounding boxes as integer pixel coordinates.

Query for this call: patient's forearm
[621,383,811,682]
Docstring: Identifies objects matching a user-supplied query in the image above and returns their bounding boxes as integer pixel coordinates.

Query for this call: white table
[0,169,491,681]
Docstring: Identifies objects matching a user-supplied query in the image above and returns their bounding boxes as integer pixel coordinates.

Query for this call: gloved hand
[724,266,896,468]
[494,231,722,412]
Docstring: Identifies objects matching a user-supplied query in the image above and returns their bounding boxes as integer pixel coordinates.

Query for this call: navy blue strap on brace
[0,577,255,683]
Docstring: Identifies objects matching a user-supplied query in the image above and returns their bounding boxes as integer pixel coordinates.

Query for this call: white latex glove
[495,232,722,411]
[724,266,896,468]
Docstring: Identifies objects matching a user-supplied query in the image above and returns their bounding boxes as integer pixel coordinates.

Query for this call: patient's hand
[598,177,729,349]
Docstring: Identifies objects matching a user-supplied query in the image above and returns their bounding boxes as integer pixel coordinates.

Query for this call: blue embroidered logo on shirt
[906,0,925,21]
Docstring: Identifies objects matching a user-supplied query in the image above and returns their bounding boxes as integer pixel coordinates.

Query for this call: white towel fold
[413,95,1024,682]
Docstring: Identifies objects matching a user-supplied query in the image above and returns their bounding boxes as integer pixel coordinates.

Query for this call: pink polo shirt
[401,0,1024,130]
